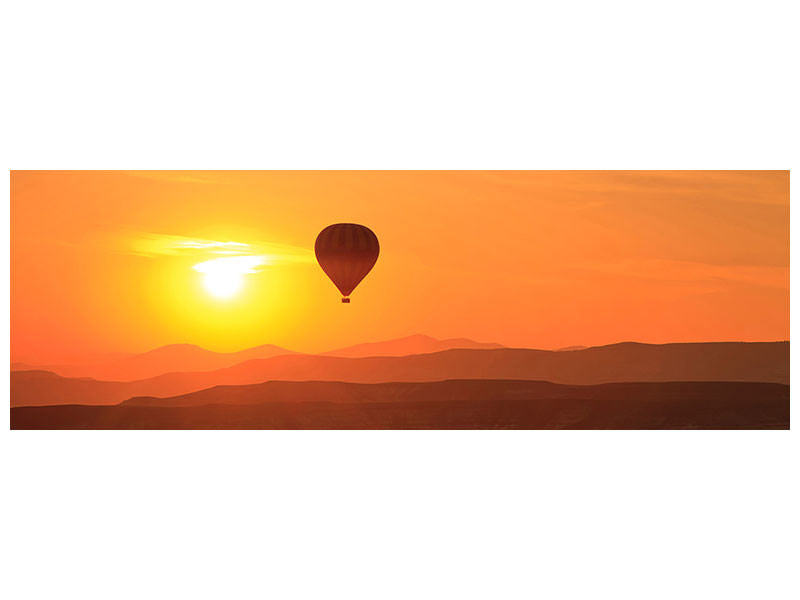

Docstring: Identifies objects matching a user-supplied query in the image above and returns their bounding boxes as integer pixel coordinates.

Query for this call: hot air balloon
[315,223,379,303]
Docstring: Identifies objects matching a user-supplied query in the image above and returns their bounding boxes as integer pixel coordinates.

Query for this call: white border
[2,1,796,599]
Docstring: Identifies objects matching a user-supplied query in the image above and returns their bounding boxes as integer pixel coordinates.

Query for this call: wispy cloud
[576,258,789,290]
[127,232,314,264]
[120,171,226,185]
[479,170,789,207]
[193,255,269,274]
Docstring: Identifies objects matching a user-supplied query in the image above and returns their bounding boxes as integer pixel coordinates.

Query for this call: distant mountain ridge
[11,335,502,380]
[325,334,504,357]
[12,343,294,381]
[10,341,789,407]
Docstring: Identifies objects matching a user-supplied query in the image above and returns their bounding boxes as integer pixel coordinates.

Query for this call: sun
[202,269,242,298]
[193,256,266,299]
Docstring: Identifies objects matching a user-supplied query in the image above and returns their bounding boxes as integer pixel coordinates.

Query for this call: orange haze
[10,170,789,364]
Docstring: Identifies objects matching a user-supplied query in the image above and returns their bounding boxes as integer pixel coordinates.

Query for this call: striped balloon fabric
[314,223,380,303]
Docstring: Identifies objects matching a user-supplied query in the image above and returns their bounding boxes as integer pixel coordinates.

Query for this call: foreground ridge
[12,379,789,430]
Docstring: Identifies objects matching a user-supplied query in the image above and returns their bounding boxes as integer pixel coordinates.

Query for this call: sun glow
[193,256,267,299]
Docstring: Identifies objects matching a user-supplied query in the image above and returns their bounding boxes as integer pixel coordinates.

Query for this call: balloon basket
[342,297,350,303]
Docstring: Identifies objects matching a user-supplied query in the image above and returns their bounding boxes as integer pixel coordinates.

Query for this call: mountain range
[11,343,294,381]
[324,334,504,357]
[11,379,789,430]
[10,341,789,407]
[10,335,503,381]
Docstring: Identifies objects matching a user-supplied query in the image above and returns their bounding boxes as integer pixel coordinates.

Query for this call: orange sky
[10,170,789,364]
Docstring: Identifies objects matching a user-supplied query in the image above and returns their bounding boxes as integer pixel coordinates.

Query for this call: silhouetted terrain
[11,380,789,429]
[13,343,294,381]
[12,351,134,369]
[325,334,504,357]
[11,335,502,379]
[11,341,788,407]
[11,370,137,406]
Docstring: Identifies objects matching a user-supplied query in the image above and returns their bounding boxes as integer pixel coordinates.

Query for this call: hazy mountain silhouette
[11,379,789,430]
[10,370,148,407]
[10,341,788,407]
[13,343,294,381]
[11,351,134,367]
[325,334,504,357]
[9,335,501,379]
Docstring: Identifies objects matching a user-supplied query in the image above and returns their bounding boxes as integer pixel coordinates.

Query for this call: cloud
[576,258,789,290]
[127,233,314,264]
[120,171,226,185]
[479,170,789,207]
[193,255,269,274]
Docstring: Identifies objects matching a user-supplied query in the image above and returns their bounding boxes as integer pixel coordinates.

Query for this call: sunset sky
[10,170,789,364]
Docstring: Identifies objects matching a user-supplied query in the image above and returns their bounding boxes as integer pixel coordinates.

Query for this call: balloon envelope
[315,223,379,302]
